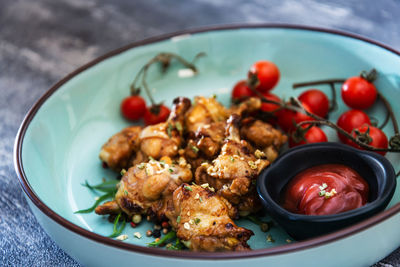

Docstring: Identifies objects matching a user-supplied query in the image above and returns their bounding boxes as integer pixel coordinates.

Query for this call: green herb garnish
[191,145,199,154]
[167,123,173,138]
[175,122,183,132]
[82,179,119,193]
[166,238,185,250]
[74,191,114,214]
[184,185,193,191]
[148,231,176,247]
[109,213,126,238]
[176,216,181,223]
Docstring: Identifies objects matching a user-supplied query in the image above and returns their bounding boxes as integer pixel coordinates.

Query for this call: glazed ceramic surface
[15,25,400,266]
[257,142,396,240]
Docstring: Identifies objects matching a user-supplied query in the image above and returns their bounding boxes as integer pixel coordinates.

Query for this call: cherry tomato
[347,125,388,156]
[260,93,281,113]
[289,126,327,148]
[341,76,377,109]
[248,60,280,93]
[298,89,330,118]
[336,110,371,143]
[277,103,315,133]
[120,95,146,121]
[144,104,170,125]
[232,80,255,102]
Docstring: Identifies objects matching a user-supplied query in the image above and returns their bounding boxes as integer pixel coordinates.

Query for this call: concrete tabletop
[1,0,400,266]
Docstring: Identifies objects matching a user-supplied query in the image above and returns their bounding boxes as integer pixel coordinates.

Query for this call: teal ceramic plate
[14,24,400,266]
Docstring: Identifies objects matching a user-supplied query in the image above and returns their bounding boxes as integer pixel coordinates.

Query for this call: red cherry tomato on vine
[336,110,371,144]
[289,126,327,148]
[232,80,255,102]
[120,95,146,121]
[144,105,170,125]
[260,93,281,113]
[347,125,388,156]
[276,103,315,133]
[298,89,330,118]
[248,60,280,93]
[341,77,377,109]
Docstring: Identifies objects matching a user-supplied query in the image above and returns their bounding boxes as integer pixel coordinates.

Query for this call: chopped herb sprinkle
[199,196,203,203]
[175,122,183,132]
[184,185,193,191]
[168,168,174,173]
[191,145,199,153]
[138,163,145,169]
[120,169,127,176]
[194,218,201,224]
[176,216,181,223]
[124,190,128,196]
[167,123,173,138]
[230,156,235,162]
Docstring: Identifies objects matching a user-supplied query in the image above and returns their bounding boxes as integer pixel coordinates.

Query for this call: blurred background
[1,0,400,266]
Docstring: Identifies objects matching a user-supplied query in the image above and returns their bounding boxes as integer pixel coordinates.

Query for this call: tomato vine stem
[130,52,205,110]
[250,77,400,153]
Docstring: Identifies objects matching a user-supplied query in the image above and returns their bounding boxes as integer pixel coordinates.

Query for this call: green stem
[82,179,119,193]
[74,191,114,214]
[292,79,346,88]
[147,231,176,247]
[109,213,126,238]
[378,92,399,134]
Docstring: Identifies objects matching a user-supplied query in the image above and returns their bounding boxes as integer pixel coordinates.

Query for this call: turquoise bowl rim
[13,23,400,259]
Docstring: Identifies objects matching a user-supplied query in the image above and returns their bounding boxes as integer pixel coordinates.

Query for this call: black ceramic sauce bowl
[257,142,396,240]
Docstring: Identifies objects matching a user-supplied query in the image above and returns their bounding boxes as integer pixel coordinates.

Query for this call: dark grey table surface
[1,0,400,266]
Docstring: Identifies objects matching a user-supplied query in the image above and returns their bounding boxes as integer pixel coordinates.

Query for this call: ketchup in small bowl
[257,142,396,240]
[282,164,369,216]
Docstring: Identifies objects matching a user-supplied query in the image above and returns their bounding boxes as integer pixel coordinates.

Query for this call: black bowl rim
[257,142,396,223]
[13,23,400,260]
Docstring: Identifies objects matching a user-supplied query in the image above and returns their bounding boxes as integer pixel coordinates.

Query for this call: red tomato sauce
[282,164,369,215]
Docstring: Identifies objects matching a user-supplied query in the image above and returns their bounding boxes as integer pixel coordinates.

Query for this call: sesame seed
[184,222,191,230]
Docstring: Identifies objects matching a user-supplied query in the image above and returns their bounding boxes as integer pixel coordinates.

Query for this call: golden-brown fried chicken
[184,121,227,162]
[195,114,269,215]
[240,118,287,162]
[168,184,253,251]
[95,156,192,219]
[185,96,228,133]
[99,126,142,172]
[228,97,262,116]
[139,97,191,160]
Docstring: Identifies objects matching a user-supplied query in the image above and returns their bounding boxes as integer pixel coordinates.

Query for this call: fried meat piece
[228,97,262,116]
[168,184,253,251]
[99,126,142,172]
[139,97,191,160]
[185,96,228,133]
[95,157,192,219]
[240,118,287,162]
[195,115,269,215]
